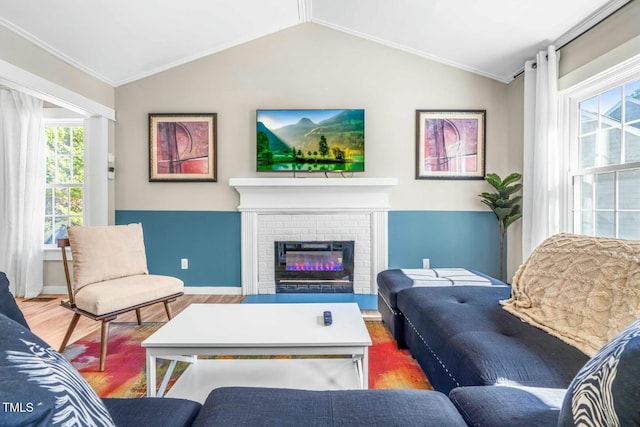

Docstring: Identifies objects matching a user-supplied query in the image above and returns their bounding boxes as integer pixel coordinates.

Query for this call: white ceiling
[0,0,630,87]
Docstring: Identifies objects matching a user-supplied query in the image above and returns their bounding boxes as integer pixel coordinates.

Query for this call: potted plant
[478,172,522,282]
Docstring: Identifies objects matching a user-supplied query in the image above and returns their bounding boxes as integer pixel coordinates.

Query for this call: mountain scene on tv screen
[257,109,364,171]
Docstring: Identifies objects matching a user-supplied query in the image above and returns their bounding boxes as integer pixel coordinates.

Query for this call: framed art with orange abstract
[415,110,485,179]
[149,113,217,182]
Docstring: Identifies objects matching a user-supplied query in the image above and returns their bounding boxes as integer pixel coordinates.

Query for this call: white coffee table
[142,302,372,402]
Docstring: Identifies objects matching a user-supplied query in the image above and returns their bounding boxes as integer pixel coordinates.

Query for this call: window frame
[43,109,109,260]
[560,55,640,237]
[44,115,85,247]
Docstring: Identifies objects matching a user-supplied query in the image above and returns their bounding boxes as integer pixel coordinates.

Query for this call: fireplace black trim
[274,241,354,294]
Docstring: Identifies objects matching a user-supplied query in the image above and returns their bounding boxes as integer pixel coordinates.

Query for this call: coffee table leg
[147,353,157,397]
[353,348,369,389]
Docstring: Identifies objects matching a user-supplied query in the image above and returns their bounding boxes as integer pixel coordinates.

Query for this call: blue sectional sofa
[377,233,640,426]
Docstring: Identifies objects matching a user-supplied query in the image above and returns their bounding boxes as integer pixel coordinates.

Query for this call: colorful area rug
[63,321,431,398]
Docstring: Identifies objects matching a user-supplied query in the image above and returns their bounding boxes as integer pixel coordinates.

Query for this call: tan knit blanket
[501,233,640,356]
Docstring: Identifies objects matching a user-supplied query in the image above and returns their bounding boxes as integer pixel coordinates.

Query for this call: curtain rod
[512,0,634,80]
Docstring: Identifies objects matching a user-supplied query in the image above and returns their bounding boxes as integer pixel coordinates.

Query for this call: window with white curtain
[44,119,85,245]
[569,76,640,239]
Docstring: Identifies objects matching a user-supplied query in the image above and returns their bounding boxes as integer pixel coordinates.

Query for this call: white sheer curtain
[522,46,562,258]
[0,88,45,297]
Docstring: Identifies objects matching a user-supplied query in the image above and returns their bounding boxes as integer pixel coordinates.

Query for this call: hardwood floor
[16,294,243,350]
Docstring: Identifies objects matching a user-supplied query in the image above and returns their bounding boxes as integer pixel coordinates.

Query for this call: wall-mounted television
[257,109,365,172]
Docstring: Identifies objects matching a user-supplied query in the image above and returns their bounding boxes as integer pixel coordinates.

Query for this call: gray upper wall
[114,23,509,212]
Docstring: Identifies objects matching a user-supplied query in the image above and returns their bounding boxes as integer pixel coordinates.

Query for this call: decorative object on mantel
[478,172,522,281]
[149,113,217,182]
[415,110,486,179]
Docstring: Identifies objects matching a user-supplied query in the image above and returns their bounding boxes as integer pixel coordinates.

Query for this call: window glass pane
[599,127,622,165]
[595,212,615,237]
[580,134,596,168]
[619,212,640,240]
[70,216,83,226]
[600,87,622,129]
[45,128,55,155]
[70,187,83,216]
[56,128,71,155]
[625,129,640,163]
[595,173,614,209]
[575,175,593,210]
[580,96,598,134]
[46,157,56,184]
[73,155,84,183]
[578,211,593,236]
[56,156,72,184]
[619,169,640,210]
[53,220,68,243]
[625,79,640,124]
[44,218,54,245]
[72,128,84,155]
[45,188,52,215]
[54,188,69,216]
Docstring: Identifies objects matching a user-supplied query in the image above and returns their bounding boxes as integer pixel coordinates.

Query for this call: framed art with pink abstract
[149,113,217,182]
[416,110,485,179]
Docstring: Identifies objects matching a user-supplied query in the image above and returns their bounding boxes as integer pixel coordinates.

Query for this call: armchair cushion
[74,274,184,316]
[68,224,149,291]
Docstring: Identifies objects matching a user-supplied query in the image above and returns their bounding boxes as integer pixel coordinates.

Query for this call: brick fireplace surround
[229,178,397,295]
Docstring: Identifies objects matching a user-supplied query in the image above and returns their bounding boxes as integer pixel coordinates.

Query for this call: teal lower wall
[388,211,501,278]
[115,210,501,288]
[115,211,241,288]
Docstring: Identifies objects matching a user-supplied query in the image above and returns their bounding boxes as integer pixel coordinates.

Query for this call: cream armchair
[58,223,184,371]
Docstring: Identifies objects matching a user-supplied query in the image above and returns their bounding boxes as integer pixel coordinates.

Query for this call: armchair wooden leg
[99,321,110,372]
[135,309,142,325]
[164,301,173,320]
[59,313,81,353]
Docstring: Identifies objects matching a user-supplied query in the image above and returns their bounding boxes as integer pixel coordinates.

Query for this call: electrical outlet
[422,258,430,269]
[181,258,188,269]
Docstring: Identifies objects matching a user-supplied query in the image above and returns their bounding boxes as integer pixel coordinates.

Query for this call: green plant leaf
[502,172,522,186]
[484,173,502,189]
[504,212,523,228]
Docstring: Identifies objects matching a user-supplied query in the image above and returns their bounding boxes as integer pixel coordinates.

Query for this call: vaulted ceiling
[0,0,630,87]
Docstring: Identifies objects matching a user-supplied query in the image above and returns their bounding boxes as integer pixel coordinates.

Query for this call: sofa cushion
[103,397,201,427]
[502,233,640,356]
[449,385,565,427]
[68,224,149,291]
[397,286,589,393]
[377,269,507,346]
[0,313,115,426]
[0,272,29,329]
[558,317,640,426]
[74,274,184,315]
[193,387,467,427]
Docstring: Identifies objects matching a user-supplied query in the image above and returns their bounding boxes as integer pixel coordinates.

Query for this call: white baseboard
[42,286,68,295]
[41,285,243,296]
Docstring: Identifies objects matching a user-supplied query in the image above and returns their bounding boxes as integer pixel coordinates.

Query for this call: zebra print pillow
[558,317,640,427]
[0,314,115,426]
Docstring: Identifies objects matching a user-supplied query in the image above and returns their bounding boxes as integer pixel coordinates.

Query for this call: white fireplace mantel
[229,177,397,212]
[229,177,398,295]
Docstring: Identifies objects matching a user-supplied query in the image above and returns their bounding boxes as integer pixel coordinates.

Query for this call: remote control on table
[323,311,332,326]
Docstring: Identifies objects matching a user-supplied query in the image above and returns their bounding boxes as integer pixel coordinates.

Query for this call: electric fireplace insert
[274,241,354,293]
